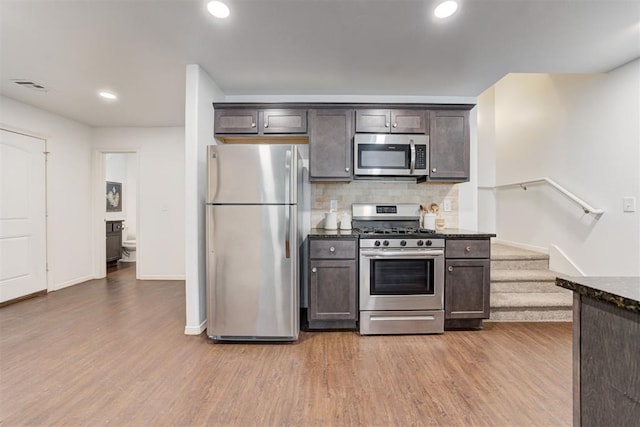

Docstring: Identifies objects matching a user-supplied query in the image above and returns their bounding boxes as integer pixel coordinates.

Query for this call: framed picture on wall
[106,181,122,212]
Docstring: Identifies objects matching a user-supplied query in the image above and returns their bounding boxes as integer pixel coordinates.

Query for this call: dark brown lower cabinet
[106,220,123,264]
[444,238,491,329]
[307,237,357,330]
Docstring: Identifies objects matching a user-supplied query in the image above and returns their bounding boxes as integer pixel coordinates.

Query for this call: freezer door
[207,144,298,204]
[206,205,299,340]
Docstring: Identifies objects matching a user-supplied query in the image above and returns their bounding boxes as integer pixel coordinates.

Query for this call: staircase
[489,243,573,321]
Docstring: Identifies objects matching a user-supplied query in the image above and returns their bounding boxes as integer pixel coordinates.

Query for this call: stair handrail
[483,177,604,217]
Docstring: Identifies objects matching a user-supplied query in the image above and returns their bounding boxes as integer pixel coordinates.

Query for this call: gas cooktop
[354,227,436,238]
[351,203,436,239]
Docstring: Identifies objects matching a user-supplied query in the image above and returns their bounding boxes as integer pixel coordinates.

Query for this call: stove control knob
[425,240,433,246]
[400,240,407,247]
[374,241,381,247]
[383,240,390,247]
[417,240,424,246]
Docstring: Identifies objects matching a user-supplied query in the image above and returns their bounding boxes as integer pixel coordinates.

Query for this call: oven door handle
[360,249,444,258]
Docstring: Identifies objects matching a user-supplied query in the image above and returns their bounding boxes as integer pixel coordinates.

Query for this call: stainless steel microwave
[354,134,429,178]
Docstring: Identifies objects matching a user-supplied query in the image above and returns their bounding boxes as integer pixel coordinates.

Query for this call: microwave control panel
[416,145,427,169]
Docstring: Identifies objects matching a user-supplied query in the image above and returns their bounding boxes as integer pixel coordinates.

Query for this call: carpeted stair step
[491,269,565,293]
[491,243,549,271]
[490,292,573,321]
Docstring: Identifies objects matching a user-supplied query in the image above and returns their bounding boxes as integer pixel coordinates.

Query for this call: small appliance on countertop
[339,213,352,230]
[324,212,338,230]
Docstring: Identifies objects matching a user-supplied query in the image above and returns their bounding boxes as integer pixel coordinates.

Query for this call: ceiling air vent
[11,79,49,92]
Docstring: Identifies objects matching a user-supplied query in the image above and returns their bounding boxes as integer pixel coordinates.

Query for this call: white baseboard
[137,274,186,281]
[49,274,94,291]
[549,244,585,276]
[493,238,549,254]
[185,319,207,335]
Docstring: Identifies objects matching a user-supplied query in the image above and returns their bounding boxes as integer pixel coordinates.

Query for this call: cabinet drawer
[446,239,490,259]
[106,221,123,233]
[309,239,356,259]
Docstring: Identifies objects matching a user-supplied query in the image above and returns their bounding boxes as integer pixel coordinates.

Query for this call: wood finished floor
[0,264,572,426]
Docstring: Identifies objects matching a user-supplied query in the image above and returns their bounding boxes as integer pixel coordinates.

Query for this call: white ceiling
[1,0,639,128]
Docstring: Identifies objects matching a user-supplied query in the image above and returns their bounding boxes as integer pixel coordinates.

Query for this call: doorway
[94,150,139,279]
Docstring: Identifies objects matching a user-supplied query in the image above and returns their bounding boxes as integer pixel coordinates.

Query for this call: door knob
[448,266,454,272]
[465,246,472,252]
[329,246,335,252]
[312,268,317,273]
[392,123,397,128]
[432,168,437,173]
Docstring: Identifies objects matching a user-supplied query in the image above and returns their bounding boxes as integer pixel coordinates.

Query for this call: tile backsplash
[311,181,459,229]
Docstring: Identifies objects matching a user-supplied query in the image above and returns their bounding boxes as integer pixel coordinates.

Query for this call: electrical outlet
[623,197,636,212]
[443,199,452,212]
[330,199,338,212]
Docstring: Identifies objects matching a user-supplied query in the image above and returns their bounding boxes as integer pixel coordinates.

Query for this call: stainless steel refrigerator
[206,144,301,341]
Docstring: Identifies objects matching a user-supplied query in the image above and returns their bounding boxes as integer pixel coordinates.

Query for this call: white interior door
[0,129,47,303]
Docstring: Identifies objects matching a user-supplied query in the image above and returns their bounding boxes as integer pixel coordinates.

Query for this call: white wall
[93,127,185,279]
[184,64,225,334]
[477,87,497,234]
[0,95,94,290]
[479,59,640,275]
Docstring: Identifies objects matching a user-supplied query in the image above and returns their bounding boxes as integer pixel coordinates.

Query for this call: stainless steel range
[352,203,444,335]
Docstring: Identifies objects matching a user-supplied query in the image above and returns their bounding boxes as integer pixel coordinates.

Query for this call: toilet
[121,229,136,263]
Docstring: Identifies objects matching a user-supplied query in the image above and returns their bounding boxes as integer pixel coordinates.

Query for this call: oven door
[359,248,444,311]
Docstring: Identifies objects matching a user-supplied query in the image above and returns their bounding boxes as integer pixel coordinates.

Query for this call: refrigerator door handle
[285,206,291,258]
[284,149,291,203]
[208,148,219,202]
[284,149,291,258]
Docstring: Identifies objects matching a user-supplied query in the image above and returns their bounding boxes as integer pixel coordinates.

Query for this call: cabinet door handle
[345,167,350,172]
[392,123,397,128]
[251,122,256,128]
[312,268,317,273]
[432,168,437,173]
[385,122,390,128]
[329,246,335,252]
[264,122,269,128]
[465,246,471,252]
[448,266,454,272]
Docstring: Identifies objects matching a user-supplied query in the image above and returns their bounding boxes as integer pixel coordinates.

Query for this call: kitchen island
[556,276,640,427]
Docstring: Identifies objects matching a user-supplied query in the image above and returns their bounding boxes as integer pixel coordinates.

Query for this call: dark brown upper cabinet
[214,108,307,135]
[309,109,353,181]
[260,109,307,134]
[428,110,470,182]
[215,109,259,134]
[355,109,427,134]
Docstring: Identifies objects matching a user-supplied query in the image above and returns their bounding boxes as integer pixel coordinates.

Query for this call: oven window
[370,259,434,295]
[358,144,410,169]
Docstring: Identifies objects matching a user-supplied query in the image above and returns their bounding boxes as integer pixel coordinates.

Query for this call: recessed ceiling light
[207,1,230,19]
[434,1,458,19]
[99,91,117,101]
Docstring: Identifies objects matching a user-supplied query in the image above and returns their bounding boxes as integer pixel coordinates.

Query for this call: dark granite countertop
[556,276,640,313]
[308,228,496,239]
[308,228,359,238]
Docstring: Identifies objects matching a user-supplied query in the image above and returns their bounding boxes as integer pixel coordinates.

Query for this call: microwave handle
[410,142,416,174]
